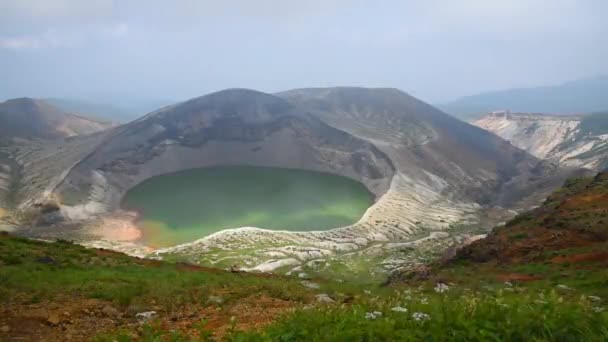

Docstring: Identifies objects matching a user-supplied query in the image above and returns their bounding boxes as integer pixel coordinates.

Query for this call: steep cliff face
[474,112,608,171]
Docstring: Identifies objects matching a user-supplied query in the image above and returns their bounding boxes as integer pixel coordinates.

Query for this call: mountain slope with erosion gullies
[0,98,111,218]
[5,88,585,280]
[278,87,578,207]
[473,111,608,171]
[121,88,578,277]
[396,172,608,296]
[54,88,395,220]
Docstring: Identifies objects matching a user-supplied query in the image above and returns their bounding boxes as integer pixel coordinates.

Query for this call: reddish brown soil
[495,273,542,282]
[551,251,608,264]
[456,172,608,266]
[0,294,297,341]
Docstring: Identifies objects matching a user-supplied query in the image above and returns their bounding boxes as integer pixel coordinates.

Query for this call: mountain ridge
[0,98,111,139]
[440,75,608,120]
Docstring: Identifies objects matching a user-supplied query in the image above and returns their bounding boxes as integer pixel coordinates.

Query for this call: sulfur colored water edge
[121,166,374,247]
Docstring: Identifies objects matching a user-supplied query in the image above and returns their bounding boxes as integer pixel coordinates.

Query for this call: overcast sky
[1,0,607,104]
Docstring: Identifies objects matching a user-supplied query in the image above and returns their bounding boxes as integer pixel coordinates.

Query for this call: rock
[315,294,335,304]
[37,256,57,265]
[386,265,432,284]
[300,280,320,289]
[101,305,121,318]
[37,211,65,225]
[1,325,10,333]
[47,312,62,325]
[29,308,49,320]
[207,295,224,305]
[136,311,157,324]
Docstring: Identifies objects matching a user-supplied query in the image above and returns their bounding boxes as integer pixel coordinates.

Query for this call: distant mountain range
[439,75,608,121]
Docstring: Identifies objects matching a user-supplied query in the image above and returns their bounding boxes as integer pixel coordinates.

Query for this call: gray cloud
[0,0,606,103]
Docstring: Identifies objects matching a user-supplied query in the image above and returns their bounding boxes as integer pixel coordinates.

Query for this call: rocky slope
[5,88,585,277]
[458,172,608,263]
[135,88,577,274]
[473,111,608,171]
[55,89,395,220]
[0,99,111,212]
[0,98,111,139]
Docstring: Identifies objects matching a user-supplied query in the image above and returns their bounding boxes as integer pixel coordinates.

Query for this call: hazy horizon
[1,0,607,104]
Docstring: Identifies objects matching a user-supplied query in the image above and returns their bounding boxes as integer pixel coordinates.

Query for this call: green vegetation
[3,173,608,341]
[235,289,608,341]
[2,231,607,341]
[0,235,312,308]
[121,166,373,247]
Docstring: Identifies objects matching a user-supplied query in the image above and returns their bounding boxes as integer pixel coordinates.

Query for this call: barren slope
[55,89,395,220]
[474,112,608,170]
[0,98,111,139]
[0,98,111,211]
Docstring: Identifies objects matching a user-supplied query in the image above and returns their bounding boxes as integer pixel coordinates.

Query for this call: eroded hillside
[474,111,608,170]
[2,170,607,340]
[0,99,111,215]
[3,88,587,281]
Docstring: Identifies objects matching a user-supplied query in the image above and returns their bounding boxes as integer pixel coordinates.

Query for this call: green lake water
[121,166,374,247]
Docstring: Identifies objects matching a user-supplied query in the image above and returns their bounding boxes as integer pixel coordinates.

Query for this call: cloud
[100,23,129,38]
[0,23,128,50]
[0,37,42,50]
[0,30,77,50]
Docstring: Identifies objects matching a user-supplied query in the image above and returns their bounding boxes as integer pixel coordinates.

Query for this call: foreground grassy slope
[2,173,608,341]
[1,232,607,341]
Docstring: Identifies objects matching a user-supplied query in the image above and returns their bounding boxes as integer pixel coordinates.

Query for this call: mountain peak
[0,97,111,139]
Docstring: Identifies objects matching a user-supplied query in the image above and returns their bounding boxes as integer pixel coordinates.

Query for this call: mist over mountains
[440,75,608,120]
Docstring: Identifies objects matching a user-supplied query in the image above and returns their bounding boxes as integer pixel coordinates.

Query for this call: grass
[4,172,608,340]
[2,233,608,341]
[121,166,373,247]
[0,234,313,308]
[97,283,608,341]
[234,288,608,341]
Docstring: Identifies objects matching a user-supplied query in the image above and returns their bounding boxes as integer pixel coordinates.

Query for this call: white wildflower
[588,296,602,302]
[363,290,372,295]
[391,306,408,313]
[365,311,383,320]
[419,297,429,305]
[434,283,449,293]
[412,312,430,321]
[592,307,604,313]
